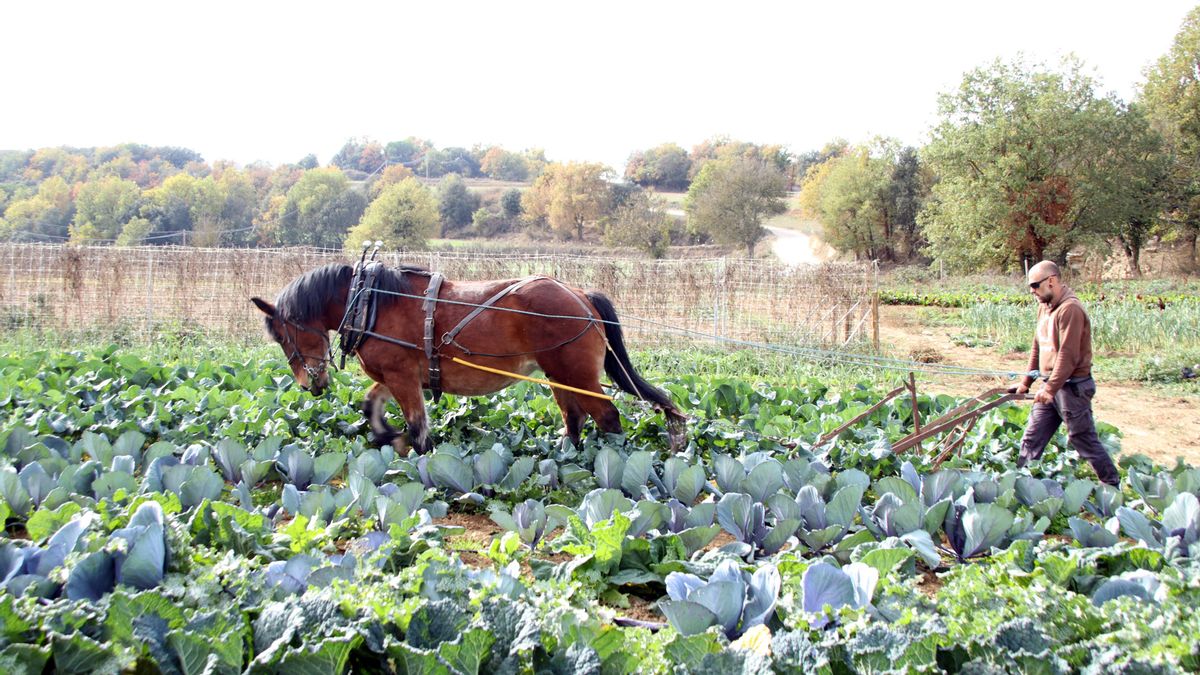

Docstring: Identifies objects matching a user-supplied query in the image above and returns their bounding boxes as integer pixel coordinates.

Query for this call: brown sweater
[1020,286,1093,395]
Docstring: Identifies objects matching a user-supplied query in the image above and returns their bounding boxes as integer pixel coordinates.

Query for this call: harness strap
[423,272,446,401]
[440,276,547,353]
[338,261,384,366]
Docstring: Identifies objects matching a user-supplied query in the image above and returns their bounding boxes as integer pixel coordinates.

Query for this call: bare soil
[437,511,500,568]
[879,305,1200,467]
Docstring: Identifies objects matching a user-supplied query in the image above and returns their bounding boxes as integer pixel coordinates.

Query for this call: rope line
[355,286,1037,381]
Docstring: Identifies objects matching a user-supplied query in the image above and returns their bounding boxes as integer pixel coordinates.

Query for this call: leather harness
[338,264,588,402]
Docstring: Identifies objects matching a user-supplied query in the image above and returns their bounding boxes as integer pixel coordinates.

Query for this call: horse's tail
[586,291,685,426]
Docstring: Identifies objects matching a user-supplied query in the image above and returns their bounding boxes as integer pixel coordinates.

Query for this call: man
[1009,261,1120,486]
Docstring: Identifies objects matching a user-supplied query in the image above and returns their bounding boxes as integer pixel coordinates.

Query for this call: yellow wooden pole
[449,356,614,401]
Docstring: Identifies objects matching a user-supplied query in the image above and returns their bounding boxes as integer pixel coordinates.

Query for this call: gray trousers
[1018,378,1120,486]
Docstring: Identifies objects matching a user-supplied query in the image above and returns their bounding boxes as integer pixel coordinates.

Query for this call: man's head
[1027,260,1062,305]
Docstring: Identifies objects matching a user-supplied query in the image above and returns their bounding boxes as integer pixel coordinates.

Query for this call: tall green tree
[522,162,613,240]
[1141,6,1200,269]
[437,174,481,235]
[920,57,1146,270]
[344,178,438,251]
[887,146,929,260]
[500,188,523,218]
[685,156,787,257]
[1077,103,1169,275]
[277,168,367,248]
[71,175,142,243]
[799,145,894,260]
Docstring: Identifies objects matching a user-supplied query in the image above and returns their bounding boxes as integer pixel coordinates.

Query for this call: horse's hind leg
[363,383,405,450]
[577,392,623,436]
[550,388,587,447]
[540,353,623,438]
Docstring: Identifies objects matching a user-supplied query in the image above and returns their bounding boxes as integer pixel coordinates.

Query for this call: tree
[500,188,523,218]
[368,164,416,199]
[385,138,432,167]
[437,174,480,235]
[921,57,1146,270]
[0,176,74,241]
[344,178,438,251]
[142,173,224,244]
[480,146,530,181]
[625,143,691,191]
[277,168,367,248]
[523,148,549,178]
[1078,104,1168,276]
[521,162,612,240]
[799,145,893,260]
[115,217,153,246]
[471,207,508,237]
[71,176,142,243]
[331,138,386,174]
[685,157,787,257]
[425,147,480,178]
[888,146,928,259]
[1140,6,1200,269]
[794,139,849,184]
[297,154,319,170]
[688,137,794,183]
[603,189,672,258]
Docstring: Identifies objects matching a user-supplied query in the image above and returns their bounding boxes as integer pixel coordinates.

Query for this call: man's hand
[1007,383,1031,395]
[1034,388,1054,404]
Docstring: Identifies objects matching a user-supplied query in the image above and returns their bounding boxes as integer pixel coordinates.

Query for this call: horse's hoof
[391,436,413,457]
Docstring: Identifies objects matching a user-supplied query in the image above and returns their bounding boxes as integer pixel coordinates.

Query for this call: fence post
[712,258,724,339]
[144,248,155,334]
[871,293,880,350]
[872,260,880,350]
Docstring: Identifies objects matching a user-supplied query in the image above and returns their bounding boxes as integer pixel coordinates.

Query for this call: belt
[1041,373,1092,384]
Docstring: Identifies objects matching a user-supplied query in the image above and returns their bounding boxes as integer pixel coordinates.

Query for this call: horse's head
[251,297,332,396]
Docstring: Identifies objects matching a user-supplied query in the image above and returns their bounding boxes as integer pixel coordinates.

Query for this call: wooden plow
[812,374,1031,468]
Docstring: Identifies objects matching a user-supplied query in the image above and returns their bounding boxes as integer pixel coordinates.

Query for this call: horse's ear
[251,297,276,317]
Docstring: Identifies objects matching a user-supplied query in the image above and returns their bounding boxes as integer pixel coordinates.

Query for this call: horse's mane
[267,262,426,338]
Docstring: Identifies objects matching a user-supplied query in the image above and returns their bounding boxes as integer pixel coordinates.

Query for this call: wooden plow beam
[812,384,909,449]
[892,388,1031,461]
[811,375,1031,466]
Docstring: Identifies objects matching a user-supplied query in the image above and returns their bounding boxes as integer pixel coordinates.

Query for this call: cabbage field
[1,347,1199,674]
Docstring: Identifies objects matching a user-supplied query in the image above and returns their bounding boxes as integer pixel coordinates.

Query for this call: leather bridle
[277,315,336,387]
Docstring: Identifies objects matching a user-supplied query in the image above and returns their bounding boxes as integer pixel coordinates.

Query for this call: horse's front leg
[384,378,432,456]
[362,383,407,452]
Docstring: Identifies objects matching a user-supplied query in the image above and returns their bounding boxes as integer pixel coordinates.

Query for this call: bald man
[1009,261,1119,486]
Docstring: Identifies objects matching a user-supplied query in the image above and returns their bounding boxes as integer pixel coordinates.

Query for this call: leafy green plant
[659,560,780,638]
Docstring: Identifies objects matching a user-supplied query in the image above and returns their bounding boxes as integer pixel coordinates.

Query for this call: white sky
[1,1,1195,172]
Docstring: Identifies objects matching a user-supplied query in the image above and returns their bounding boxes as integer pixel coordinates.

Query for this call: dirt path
[878,305,1200,467]
[765,225,837,266]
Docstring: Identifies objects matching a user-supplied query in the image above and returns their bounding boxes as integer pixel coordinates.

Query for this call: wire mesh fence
[0,244,877,349]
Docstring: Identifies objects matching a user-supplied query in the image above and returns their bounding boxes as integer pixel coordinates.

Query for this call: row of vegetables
[1,349,1198,672]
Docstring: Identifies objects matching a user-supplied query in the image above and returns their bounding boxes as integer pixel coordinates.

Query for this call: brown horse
[251,263,686,454]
